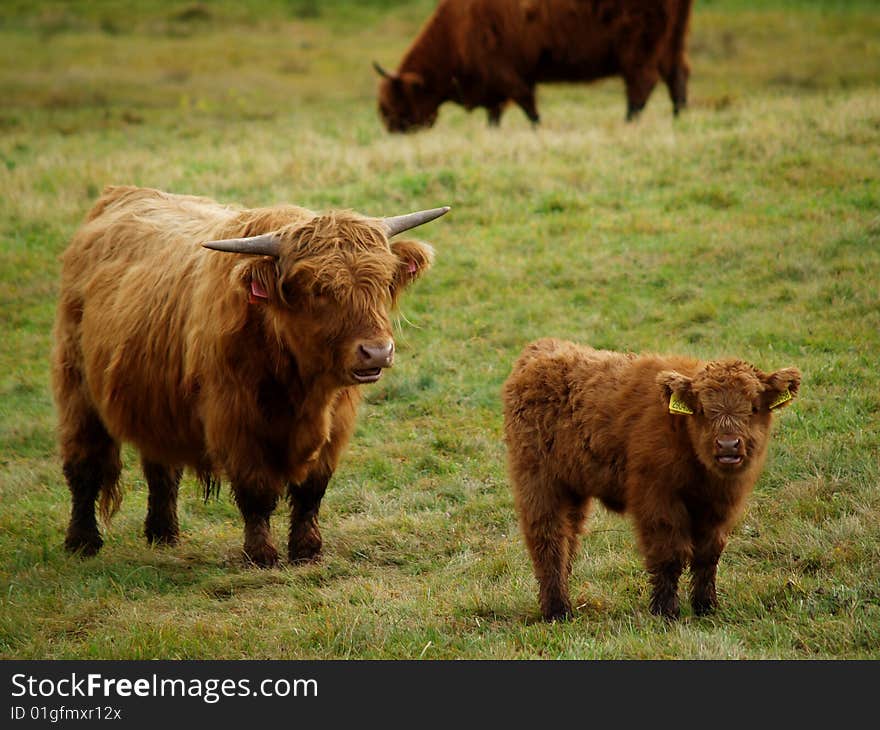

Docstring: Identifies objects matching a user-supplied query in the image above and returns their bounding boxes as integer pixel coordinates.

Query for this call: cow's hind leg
[61,414,122,557]
[233,484,279,568]
[287,470,330,564]
[142,459,182,546]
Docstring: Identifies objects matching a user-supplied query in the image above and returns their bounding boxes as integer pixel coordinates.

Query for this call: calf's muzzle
[714,435,744,467]
[352,340,394,384]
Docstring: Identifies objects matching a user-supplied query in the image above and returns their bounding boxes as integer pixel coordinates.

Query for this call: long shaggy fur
[52,185,434,564]
[377,0,693,131]
[502,338,801,621]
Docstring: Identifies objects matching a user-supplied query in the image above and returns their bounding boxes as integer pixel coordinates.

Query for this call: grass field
[1,0,879,659]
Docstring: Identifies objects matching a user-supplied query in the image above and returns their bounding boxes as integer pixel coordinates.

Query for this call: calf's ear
[657,370,697,415]
[390,240,434,299]
[761,367,801,410]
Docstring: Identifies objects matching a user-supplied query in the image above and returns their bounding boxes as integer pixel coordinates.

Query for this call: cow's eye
[752,405,759,414]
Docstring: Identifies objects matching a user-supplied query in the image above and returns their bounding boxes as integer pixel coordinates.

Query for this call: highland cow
[52,185,448,566]
[374,0,693,132]
[502,338,800,620]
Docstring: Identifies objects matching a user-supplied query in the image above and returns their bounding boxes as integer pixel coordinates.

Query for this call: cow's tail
[198,466,222,503]
[97,473,123,524]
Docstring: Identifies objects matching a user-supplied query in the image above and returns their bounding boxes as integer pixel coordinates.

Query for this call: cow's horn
[382,207,450,237]
[373,61,393,79]
[202,233,282,257]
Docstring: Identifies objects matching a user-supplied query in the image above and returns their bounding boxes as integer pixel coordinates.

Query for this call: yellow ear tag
[768,389,792,410]
[669,393,694,415]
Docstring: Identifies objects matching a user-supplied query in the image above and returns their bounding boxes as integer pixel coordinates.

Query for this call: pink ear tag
[248,279,269,304]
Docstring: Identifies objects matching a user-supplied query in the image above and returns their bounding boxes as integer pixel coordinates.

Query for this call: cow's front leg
[287,471,330,564]
[233,483,279,568]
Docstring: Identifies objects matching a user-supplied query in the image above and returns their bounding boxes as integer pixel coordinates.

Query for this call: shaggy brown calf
[374,0,693,131]
[52,185,448,566]
[502,339,800,620]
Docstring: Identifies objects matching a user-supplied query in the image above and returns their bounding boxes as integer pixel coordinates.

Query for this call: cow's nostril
[716,437,741,451]
[358,341,394,367]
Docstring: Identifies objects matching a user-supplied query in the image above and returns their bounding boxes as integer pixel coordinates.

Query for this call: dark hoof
[64,532,103,557]
[626,104,645,122]
[649,600,680,620]
[542,609,573,623]
[145,529,180,547]
[244,542,279,568]
[692,597,718,617]
[145,515,180,546]
[541,600,573,623]
[288,527,322,564]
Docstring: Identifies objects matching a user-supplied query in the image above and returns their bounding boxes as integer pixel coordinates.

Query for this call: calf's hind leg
[564,496,592,588]
[516,481,580,621]
[142,459,182,546]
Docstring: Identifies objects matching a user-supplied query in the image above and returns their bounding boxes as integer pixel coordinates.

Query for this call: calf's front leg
[647,556,685,619]
[690,529,727,616]
[634,494,691,619]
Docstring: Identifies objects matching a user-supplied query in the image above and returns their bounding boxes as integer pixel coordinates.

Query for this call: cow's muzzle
[352,341,394,384]
[714,436,745,468]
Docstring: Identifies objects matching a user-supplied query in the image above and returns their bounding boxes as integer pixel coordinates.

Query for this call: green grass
[1,0,879,659]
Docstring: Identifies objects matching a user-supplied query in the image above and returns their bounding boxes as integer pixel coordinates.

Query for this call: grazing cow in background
[502,339,800,620]
[374,0,693,131]
[52,185,448,567]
